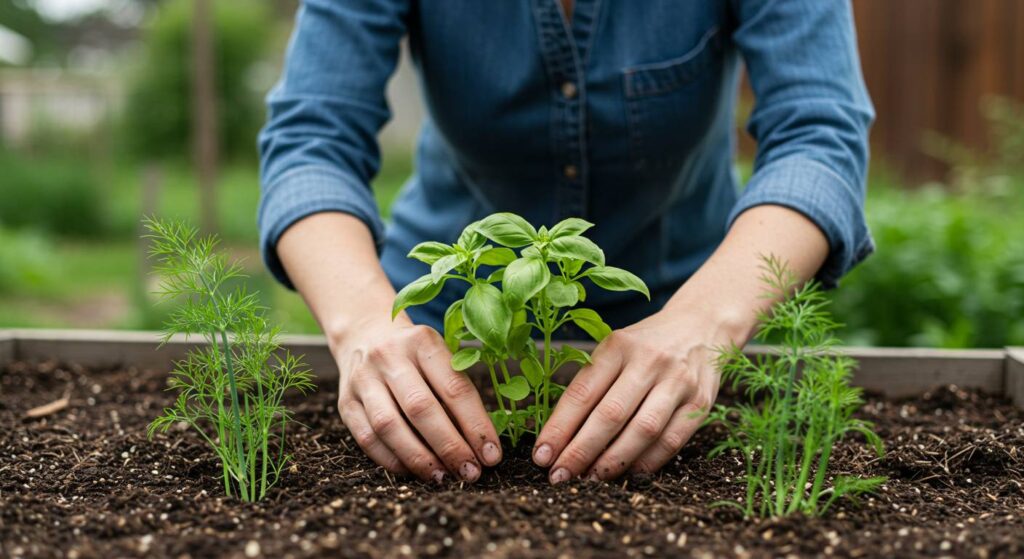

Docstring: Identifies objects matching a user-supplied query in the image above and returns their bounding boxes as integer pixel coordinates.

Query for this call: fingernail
[534,444,553,466]
[459,461,480,481]
[550,467,571,484]
[586,471,600,482]
[431,470,446,483]
[482,442,501,465]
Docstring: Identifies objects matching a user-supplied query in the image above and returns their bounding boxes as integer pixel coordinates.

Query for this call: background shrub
[122,0,272,161]
[0,228,59,296]
[832,179,1024,348]
[0,150,105,237]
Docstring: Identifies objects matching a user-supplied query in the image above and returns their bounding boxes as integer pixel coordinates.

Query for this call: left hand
[531,307,740,482]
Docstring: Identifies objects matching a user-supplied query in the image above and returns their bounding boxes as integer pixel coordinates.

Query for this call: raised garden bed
[2,329,1023,558]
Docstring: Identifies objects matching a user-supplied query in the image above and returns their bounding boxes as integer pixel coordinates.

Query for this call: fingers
[588,384,680,480]
[355,377,449,482]
[545,363,657,483]
[630,398,710,475]
[533,342,623,468]
[416,340,502,466]
[382,360,484,482]
[337,399,409,476]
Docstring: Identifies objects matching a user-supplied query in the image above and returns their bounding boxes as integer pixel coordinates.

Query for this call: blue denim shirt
[259,0,874,331]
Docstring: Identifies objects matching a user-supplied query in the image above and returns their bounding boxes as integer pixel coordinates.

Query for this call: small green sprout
[143,218,315,501]
[707,256,886,517]
[393,213,649,446]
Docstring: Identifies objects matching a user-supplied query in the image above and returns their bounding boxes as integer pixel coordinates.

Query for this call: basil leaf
[547,236,605,266]
[474,212,538,247]
[557,344,592,366]
[549,217,594,239]
[512,308,528,326]
[544,277,579,307]
[450,347,481,371]
[477,247,517,266]
[489,410,511,435]
[497,376,530,401]
[485,268,505,283]
[566,308,612,342]
[585,266,651,300]
[520,355,544,387]
[443,299,465,352]
[407,241,455,265]
[430,253,463,283]
[392,275,445,319]
[462,283,511,350]
[458,222,487,251]
[503,256,551,309]
[562,258,585,277]
[575,281,587,302]
[507,323,533,356]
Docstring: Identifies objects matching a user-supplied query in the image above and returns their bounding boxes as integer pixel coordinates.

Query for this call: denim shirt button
[563,164,579,180]
[560,81,577,99]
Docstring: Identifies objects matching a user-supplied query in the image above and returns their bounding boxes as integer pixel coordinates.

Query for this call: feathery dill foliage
[707,256,886,518]
[143,218,314,502]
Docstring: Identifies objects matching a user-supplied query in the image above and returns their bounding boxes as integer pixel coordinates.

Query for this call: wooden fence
[853,0,1024,181]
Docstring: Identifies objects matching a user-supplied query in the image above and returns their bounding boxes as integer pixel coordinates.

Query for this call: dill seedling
[707,255,886,517]
[143,218,314,501]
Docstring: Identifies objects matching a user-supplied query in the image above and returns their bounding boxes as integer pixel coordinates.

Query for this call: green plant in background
[144,218,314,501]
[831,184,1024,348]
[392,213,649,446]
[0,150,105,238]
[833,97,1024,348]
[0,227,59,296]
[708,256,885,518]
[123,0,273,161]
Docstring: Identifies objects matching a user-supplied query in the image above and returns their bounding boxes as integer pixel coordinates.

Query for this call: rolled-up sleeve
[727,0,875,287]
[258,0,409,288]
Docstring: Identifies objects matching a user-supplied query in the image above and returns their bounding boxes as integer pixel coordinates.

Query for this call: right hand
[333,317,502,482]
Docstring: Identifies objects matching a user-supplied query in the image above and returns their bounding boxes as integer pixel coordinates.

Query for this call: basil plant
[392,213,649,446]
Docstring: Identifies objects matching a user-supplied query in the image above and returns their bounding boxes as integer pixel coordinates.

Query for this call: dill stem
[219,328,249,501]
[788,422,818,515]
[254,362,269,499]
[774,353,798,514]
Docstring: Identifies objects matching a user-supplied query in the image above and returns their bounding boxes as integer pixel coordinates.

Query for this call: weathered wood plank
[1007,348,1024,409]
[467,343,1006,398]
[0,330,1012,403]
[840,347,1005,398]
[6,329,337,378]
[0,332,14,366]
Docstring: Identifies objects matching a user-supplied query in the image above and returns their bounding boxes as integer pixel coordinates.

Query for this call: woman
[258,1,873,485]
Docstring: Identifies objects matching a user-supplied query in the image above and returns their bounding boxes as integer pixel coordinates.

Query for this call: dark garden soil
[1,360,1022,559]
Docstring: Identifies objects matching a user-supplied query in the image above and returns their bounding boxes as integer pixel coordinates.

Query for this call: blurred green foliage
[0,153,412,332]
[0,150,106,237]
[122,0,272,161]
[0,228,58,296]
[831,180,1024,347]
[832,98,1024,348]
[0,0,56,65]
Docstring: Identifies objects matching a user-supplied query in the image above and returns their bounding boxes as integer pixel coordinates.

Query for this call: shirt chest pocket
[622,27,726,172]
